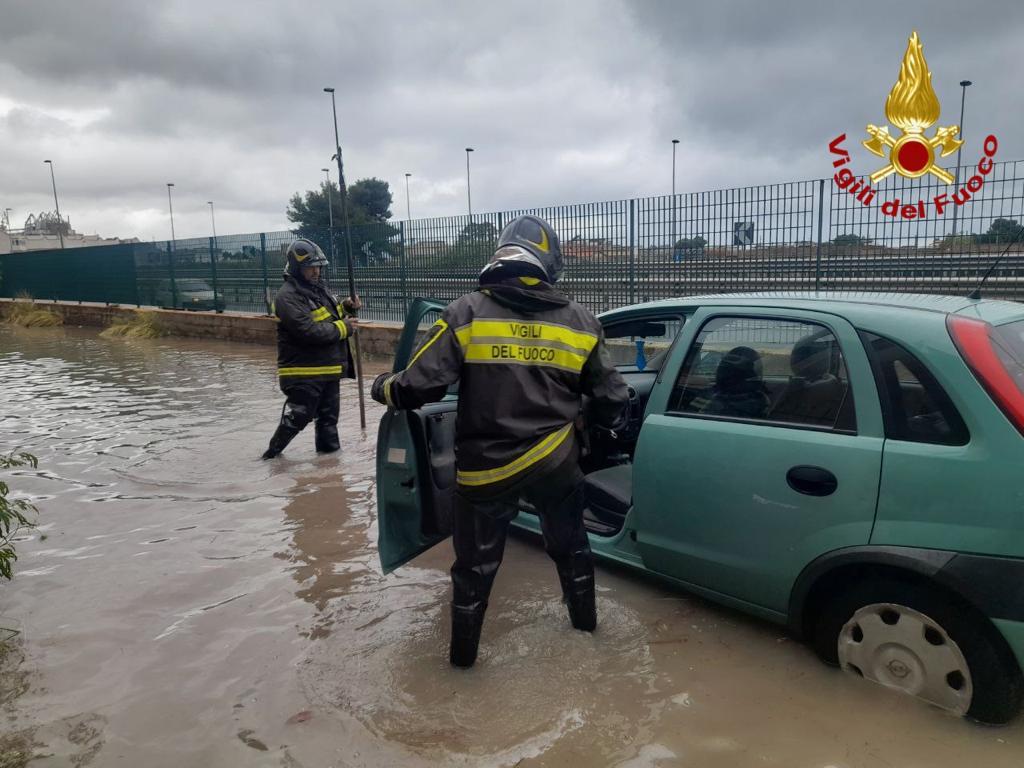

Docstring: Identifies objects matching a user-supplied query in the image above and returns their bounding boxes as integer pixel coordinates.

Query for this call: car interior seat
[701,346,770,419]
[769,335,846,427]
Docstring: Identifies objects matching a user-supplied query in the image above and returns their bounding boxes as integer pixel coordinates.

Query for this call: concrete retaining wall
[0,298,404,358]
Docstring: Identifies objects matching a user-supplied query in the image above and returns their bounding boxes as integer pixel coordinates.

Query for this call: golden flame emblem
[863,32,962,183]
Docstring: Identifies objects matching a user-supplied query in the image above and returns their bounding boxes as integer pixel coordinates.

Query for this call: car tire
[811,578,1024,724]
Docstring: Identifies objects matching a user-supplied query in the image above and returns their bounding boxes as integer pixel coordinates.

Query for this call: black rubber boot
[560,549,597,632]
[567,578,597,632]
[262,425,300,459]
[315,383,341,453]
[314,422,340,453]
[449,603,486,668]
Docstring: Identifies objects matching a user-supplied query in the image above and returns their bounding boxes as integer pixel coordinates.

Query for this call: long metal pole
[405,173,412,221]
[44,160,64,248]
[951,80,971,237]
[465,148,474,219]
[166,183,176,248]
[324,87,366,429]
[322,167,336,263]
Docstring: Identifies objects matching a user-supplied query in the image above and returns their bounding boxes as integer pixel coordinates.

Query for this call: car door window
[602,316,686,371]
[668,316,856,432]
[860,332,968,445]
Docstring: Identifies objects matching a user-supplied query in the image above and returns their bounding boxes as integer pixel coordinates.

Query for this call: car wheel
[812,578,1023,724]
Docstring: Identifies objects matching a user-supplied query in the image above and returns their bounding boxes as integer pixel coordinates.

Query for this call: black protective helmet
[485,215,564,283]
[286,238,329,277]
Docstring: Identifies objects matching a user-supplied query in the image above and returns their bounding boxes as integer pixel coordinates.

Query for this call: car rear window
[860,332,969,445]
[992,320,1024,393]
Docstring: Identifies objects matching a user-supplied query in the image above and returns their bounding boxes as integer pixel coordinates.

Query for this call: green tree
[458,221,498,246]
[286,178,399,266]
[831,233,872,246]
[349,178,393,223]
[673,236,707,259]
[978,218,1024,245]
[1,452,39,581]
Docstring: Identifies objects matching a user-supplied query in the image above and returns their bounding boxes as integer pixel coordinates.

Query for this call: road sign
[734,221,754,246]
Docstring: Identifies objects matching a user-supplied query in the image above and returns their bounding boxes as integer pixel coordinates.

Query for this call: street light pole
[404,172,412,221]
[951,79,972,237]
[166,183,176,248]
[43,160,64,248]
[207,201,218,249]
[465,147,474,220]
[323,85,366,429]
[671,139,680,250]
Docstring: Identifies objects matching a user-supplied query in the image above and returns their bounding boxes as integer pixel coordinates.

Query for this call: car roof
[607,291,1024,326]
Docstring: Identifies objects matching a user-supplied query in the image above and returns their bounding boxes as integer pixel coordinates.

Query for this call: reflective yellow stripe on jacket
[310,306,332,321]
[278,365,343,377]
[455,319,598,374]
[456,423,573,486]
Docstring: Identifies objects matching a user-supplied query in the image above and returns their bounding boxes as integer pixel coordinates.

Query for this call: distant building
[0,220,138,254]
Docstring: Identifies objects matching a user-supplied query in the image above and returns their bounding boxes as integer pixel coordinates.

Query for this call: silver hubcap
[838,603,973,715]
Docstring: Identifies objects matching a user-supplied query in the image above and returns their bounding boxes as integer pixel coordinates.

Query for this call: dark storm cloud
[629,0,1024,177]
[1,0,1021,239]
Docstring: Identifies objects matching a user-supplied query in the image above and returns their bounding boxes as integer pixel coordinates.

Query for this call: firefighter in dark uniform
[263,238,360,459]
[371,215,629,668]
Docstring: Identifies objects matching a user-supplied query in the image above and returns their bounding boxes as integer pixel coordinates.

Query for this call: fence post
[209,237,222,313]
[628,199,636,305]
[815,179,825,292]
[398,220,409,315]
[259,233,271,315]
[167,241,179,309]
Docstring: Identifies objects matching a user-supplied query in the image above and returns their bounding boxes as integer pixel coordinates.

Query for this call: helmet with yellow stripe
[286,238,329,278]
[485,215,564,284]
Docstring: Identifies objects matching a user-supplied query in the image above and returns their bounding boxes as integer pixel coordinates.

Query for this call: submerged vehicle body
[377,292,1024,723]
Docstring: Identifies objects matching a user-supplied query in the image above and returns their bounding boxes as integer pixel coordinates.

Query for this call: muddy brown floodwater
[1,323,1022,767]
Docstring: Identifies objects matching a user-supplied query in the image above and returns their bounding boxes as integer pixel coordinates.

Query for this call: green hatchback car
[376,292,1024,724]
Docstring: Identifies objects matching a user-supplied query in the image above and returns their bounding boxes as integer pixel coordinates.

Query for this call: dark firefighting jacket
[373,278,629,492]
[273,274,355,383]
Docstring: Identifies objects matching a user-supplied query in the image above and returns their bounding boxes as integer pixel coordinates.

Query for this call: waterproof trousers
[449,453,596,668]
[262,380,341,458]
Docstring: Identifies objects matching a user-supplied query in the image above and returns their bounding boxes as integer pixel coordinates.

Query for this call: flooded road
[1,323,1022,767]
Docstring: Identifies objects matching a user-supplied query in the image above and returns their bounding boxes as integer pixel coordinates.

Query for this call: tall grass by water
[2,295,63,328]
[100,311,168,339]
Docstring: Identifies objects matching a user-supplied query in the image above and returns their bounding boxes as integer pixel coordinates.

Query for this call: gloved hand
[342,295,362,314]
[371,372,392,406]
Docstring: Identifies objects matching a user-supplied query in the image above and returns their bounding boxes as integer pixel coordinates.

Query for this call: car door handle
[786,466,838,497]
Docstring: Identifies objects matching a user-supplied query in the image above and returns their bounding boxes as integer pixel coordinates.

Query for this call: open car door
[376,298,458,573]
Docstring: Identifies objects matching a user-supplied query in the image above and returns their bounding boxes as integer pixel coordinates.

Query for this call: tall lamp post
[322,167,336,261]
[207,201,218,249]
[43,160,65,248]
[404,172,412,221]
[166,183,176,247]
[951,79,972,237]
[465,147,474,220]
[323,85,366,429]
[671,139,680,250]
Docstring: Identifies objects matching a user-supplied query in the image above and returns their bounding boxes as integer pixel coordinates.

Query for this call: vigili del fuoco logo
[827,31,999,220]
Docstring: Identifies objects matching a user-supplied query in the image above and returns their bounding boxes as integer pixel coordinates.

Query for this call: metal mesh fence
[3,159,1023,319]
[826,158,1024,299]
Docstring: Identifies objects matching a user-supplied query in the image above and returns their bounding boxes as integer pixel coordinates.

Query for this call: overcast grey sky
[1,0,1020,240]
